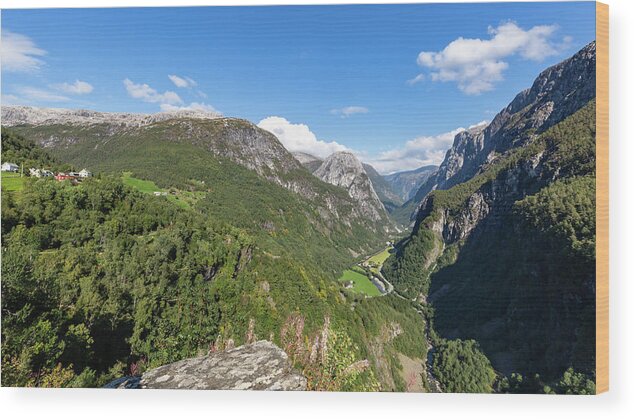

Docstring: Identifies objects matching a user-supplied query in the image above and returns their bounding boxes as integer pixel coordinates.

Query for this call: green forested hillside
[6,122,386,274]
[1,131,427,390]
[432,339,496,393]
[1,131,62,171]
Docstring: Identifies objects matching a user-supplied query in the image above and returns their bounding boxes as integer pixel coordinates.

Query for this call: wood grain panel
[595,1,609,395]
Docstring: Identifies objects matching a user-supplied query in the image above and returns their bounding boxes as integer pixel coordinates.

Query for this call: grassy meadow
[339,268,382,297]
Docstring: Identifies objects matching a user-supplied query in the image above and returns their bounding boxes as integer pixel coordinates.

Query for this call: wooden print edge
[595,0,609,395]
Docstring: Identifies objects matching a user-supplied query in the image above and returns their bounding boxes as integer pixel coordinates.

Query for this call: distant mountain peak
[315,152,388,223]
[406,40,597,221]
[384,164,438,202]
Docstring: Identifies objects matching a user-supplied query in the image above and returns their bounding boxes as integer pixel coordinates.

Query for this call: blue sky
[1,2,596,173]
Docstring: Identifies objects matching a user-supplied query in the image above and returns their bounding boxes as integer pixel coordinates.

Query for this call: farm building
[2,162,19,172]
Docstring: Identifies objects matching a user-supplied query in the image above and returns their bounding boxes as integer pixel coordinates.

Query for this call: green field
[366,246,393,275]
[121,172,203,209]
[339,269,382,297]
[1,172,25,192]
[122,172,160,193]
[368,247,392,266]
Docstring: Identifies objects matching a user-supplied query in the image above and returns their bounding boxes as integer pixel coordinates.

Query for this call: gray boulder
[105,341,306,391]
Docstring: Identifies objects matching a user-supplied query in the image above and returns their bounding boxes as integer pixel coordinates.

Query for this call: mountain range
[383,41,597,382]
[1,41,598,393]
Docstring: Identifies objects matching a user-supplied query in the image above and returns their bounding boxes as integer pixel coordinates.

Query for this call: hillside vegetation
[7,122,387,274]
[1,131,426,391]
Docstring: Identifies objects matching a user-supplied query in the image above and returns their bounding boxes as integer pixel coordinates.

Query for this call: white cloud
[123,78,182,106]
[15,86,70,102]
[258,116,350,158]
[330,106,369,118]
[407,74,425,85]
[1,31,47,73]
[168,74,197,88]
[365,121,488,174]
[415,22,571,94]
[160,102,221,114]
[52,80,93,95]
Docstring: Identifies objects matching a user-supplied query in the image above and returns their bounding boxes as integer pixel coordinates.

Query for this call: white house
[78,169,92,178]
[1,162,19,172]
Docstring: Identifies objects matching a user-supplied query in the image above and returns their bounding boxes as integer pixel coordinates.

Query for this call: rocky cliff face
[106,341,306,390]
[293,151,402,214]
[315,151,388,223]
[409,41,597,218]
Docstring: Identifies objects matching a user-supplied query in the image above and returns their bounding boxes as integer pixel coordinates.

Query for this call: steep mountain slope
[384,165,437,201]
[314,152,389,224]
[4,118,398,276]
[292,150,401,216]
[383,42,597,385]
[3,107,398,233]
[3,110,300,186]
[405,41,597,223]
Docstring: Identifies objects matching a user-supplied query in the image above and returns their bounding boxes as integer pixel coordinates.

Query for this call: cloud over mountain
[415,22,571,94]
[123,78,183,105]
[258,116,350,158]
[365,121,488,174]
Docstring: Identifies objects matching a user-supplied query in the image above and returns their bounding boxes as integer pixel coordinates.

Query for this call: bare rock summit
[315,151,388,223]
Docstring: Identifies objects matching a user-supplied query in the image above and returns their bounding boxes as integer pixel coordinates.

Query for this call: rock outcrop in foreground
[106,341,306,391]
